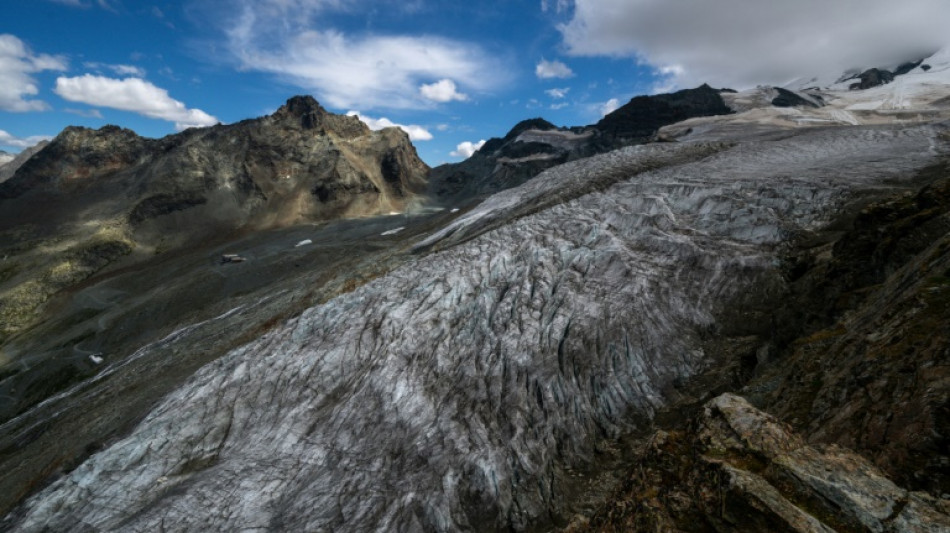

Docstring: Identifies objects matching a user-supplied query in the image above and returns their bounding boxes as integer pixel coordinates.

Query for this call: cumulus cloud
[559,0,950,89]
[0,129,53,149]
[211,0,503,110]
[0,34,67,112]
[545,87,570,99]
[450,139,486,159]
[346,111,433,141]
[598,98,620,117]
[54,75,218,130]
[419,79,468,103]
[535,59,573,79]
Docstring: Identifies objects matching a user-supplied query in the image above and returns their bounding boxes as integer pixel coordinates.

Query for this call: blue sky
[2,0,948,166]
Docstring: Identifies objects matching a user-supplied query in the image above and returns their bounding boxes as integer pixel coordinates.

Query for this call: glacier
[4,122,948,531]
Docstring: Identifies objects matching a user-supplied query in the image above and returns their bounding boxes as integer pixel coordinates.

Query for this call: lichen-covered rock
[581,394,950,532]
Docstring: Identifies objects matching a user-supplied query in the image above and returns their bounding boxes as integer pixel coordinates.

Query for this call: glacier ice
[5,123,948,532]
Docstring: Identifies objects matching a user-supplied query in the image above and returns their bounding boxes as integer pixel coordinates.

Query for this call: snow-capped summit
[656,46,950,141]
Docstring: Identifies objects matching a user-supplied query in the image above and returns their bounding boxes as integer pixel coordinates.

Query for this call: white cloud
[46,0,117,9]
[559,0,950,89]
[419,79,468,103]
[83,62,147,77]
[540,0,570,13]
[0,129,53,149]
[545,87,570,99]
[550,102,568,110]
[214,1,504,110]
[0,34,67,112]
[599,98,620,117]
[346,111,433,141]
[64,107,104,118]
[54,75,218,130]
[450,139,486,159]
[535,59,573,79]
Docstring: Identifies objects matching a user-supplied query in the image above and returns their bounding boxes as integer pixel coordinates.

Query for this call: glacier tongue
[7,123,947,532]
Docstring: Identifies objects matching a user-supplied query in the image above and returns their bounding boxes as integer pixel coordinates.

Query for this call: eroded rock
[580,394,950,532]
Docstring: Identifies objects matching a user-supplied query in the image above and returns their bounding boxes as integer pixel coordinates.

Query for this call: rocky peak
[0,125,149,198]
[270,95,369,138]
[273,95,328,127]
[596,83,733,141]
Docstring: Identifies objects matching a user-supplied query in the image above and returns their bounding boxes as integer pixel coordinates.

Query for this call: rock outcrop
[579,394,950,532]
[750,173,950,496]
[595,84,733,143]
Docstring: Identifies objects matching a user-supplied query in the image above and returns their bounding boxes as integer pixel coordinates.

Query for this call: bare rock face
[581,394,950,532]
[595,84,733,143]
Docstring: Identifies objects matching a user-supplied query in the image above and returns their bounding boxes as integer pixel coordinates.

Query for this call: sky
[1,0,948,166]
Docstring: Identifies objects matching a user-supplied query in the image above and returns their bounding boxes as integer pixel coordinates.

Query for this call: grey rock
[0,141,49,184]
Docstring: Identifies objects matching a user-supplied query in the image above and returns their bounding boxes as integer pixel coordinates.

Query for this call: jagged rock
[771,87,822,108]
[850,68,896,90]
[894,60,925,76]
[580,394,950,532]
[595,84,733,142]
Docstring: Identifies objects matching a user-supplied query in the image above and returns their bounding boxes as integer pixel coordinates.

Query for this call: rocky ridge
[428,84,734,203]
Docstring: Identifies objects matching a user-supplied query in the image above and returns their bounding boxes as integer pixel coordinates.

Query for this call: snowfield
[661,47,950,140]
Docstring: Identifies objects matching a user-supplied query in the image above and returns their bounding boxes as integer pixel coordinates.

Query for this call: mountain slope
[5,122,947,531]
[427,84,733,204]
[0,96,427,342]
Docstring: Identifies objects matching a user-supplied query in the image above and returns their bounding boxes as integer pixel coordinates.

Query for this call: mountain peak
[279,95,328,118]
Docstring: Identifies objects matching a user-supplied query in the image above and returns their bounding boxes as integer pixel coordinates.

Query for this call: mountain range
[1,49,949,531]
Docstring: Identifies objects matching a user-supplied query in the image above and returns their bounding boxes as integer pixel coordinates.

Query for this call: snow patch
[381,227,405,236]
